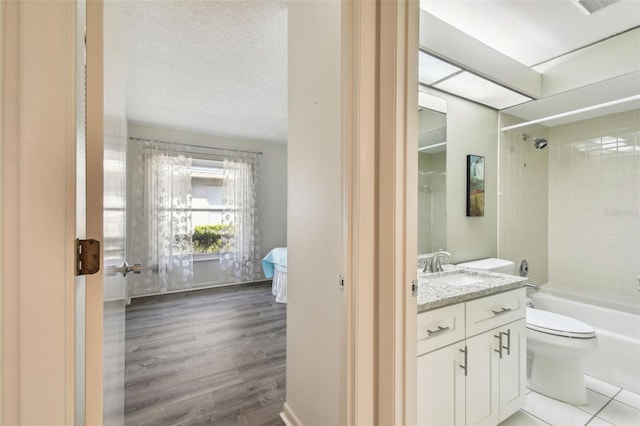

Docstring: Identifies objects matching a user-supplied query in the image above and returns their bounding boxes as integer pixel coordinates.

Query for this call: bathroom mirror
[418,92,447,255]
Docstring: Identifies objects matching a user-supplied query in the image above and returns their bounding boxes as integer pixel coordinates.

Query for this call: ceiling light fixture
[418,142,447,152]
[573,0,621,15]
[501,94,640,131]
[419,51,533,110]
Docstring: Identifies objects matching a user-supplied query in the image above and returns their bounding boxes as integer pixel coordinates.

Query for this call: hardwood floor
[124,282,286,426]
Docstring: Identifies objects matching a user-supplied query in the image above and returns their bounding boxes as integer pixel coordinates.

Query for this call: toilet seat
[526,307,596,339]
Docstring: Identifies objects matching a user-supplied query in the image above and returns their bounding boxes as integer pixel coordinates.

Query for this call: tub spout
[525,282,540,291]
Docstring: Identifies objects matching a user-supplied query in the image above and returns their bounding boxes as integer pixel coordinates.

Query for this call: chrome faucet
[422,256,433,273]
[430,251,452,272]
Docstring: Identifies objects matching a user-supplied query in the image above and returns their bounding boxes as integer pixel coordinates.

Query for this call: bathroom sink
[430,272,486,286]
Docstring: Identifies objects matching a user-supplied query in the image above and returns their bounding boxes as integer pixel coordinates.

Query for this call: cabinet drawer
[418,303,465,355]
[466,288,525,337]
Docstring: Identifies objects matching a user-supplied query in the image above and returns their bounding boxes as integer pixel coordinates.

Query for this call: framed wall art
[466,154,485,217]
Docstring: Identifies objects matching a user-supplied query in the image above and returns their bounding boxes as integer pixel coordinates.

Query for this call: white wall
[498,116,549,285]
[127,123,287,289]
[546,110,640,314]
[285,1,342,424]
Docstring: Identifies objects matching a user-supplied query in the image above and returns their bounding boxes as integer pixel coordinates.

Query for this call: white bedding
[262,247,288,303]
[272,264,287,303]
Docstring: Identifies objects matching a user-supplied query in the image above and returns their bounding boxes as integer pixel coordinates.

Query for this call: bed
[261,247,287,303]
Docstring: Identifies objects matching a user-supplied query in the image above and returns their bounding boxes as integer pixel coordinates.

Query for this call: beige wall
[285,1,343,424]
[420,88,499,263]
[546,110,640,314]
[498,115,549,285]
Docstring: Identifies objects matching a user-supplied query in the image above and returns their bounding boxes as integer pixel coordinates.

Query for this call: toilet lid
[526,307,596,339]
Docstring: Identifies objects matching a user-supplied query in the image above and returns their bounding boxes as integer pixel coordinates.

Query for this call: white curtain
[220,151,262,283]
[128,138,194,297]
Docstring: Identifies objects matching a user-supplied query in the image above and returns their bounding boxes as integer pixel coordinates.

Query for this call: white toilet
[457,258,598,405]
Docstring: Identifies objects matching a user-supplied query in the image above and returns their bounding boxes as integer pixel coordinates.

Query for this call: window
[191,159,232,255]
[129,137,262,293]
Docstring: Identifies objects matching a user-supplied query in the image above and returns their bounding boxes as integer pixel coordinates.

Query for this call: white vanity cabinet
[417,287,526,426]
[465,318,526,425]
[417,303,466,425]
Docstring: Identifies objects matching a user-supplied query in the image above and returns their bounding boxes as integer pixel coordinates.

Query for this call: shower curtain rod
[129,137,264,156]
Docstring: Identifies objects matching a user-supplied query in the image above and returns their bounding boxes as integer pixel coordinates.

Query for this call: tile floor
[499,375,640,426]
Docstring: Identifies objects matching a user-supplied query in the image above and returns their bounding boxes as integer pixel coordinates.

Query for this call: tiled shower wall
[546,110,640,314]
[499,116,549,286]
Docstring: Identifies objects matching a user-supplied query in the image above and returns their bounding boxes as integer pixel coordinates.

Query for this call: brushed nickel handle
[459,346,468,376]
[502,329,511,356]
[427,325,451,337]
[494,332,503,359]
[492,307,512,316]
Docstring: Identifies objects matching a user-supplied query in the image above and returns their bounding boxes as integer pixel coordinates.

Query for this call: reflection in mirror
[418,103,446,255]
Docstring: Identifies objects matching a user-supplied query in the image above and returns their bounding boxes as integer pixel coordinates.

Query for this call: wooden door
[85,1,128,424]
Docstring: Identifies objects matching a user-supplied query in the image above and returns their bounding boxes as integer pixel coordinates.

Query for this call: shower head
[523,134,548,149]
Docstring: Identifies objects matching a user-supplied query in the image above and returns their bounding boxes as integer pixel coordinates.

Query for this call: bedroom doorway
[100,1,289,424]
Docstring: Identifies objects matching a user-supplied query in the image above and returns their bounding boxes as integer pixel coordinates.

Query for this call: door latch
[76,239,100,276]
[113,262,143,277]
[411,279,418,297]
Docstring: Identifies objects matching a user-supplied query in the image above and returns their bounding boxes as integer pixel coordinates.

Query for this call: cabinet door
[417,342,466,426]
[499,319,527,422]
[465,329,500,426]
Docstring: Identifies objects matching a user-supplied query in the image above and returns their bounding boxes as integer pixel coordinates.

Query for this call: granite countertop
[417,264,529,312]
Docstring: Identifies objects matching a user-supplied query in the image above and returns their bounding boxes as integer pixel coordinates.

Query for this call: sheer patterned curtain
[220,151,263,283]
[128,138,194,297]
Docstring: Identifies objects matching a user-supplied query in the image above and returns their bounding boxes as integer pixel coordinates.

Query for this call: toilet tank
[457,258,515,275]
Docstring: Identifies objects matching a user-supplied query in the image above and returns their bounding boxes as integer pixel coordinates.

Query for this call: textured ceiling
[124,0,288,143]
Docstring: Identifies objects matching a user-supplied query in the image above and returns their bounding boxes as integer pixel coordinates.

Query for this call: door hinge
[76,238,100,276]
[411,279,418,297]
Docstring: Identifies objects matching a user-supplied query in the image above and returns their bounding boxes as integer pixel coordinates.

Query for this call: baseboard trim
[280,402,303,426]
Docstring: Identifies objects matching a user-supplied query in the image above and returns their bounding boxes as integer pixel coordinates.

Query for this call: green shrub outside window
[192,224,233,254]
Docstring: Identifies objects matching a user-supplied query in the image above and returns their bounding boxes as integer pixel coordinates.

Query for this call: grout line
[525,378,640,426]
[608,389,640,412]
[584,375,624,401]
[587,389,622,425]
[520,408,553,425]
[584,414,616,426]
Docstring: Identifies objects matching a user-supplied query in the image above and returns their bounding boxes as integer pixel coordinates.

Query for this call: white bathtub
[529,292,640,394]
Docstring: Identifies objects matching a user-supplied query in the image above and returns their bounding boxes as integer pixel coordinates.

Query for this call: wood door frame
[343,1,417,424]
[1,1,78,424]
[85,0,105,424]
